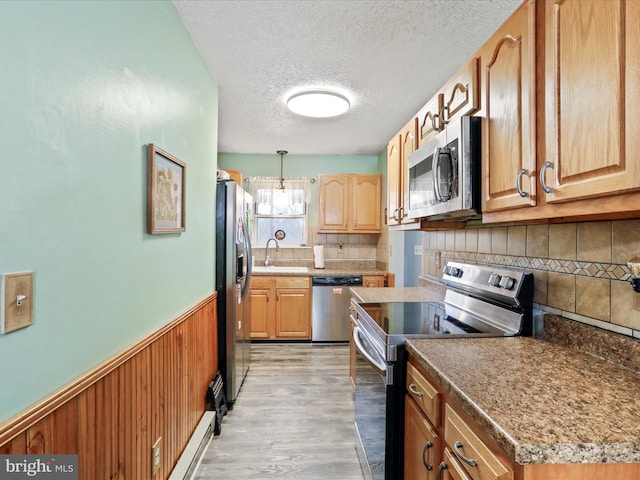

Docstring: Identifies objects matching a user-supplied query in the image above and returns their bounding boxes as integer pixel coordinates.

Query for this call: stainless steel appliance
[216,180,253,408]
[353,262,533,480]
[407,116,481,221]
[311,275,362,341]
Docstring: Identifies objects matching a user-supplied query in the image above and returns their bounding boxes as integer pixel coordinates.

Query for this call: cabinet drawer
[275,277,309,289]
[406,362,440,427]
[250,277,273,289]
[440,448,473,480]
[444,404,513,480]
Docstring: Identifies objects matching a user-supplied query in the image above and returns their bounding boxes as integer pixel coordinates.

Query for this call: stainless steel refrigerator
[215,180,253,408]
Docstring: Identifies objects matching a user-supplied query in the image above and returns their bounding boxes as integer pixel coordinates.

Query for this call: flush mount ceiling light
[286,90,350,118]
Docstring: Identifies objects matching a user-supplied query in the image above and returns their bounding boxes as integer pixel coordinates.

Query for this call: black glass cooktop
[358,301,485,337]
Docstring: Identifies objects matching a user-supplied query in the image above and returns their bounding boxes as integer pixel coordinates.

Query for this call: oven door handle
[353,326,386,372]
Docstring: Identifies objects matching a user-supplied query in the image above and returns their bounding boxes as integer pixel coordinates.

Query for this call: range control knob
[499,276,516,290]
[488,273,502,287]
[442,266,451,276]
[449,267,462,278]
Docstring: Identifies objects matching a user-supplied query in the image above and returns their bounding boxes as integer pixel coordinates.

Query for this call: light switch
[2,271,34,334]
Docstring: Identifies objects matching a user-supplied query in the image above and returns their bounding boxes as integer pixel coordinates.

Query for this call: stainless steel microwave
[407,115,481,221]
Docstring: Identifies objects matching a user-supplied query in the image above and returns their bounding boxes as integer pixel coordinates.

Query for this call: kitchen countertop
[350,281,446,303]
[406,336,640,465]
[251,266,389,277]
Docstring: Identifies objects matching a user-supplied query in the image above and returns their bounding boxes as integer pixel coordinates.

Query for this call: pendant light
[277,150,287,192]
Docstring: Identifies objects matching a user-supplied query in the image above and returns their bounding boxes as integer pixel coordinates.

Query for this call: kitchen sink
[252,266,309,273]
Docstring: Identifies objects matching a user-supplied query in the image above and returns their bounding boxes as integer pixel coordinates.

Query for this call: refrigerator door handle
[240,218,252,300]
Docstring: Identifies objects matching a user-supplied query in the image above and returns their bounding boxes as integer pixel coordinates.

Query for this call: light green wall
[218,153,381,177]
[0,1,218,422]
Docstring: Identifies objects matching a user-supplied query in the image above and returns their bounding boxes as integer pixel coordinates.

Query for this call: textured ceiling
[173,0,522,156]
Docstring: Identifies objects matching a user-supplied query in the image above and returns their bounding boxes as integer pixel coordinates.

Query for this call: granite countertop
[350,282,445,303]
[251,266,389,277]
[406,337,640,465]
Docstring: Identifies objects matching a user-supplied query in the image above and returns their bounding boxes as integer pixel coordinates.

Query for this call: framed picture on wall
[147,144,186,234]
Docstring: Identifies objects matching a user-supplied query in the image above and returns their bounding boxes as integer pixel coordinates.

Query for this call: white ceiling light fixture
[287,90,350,118]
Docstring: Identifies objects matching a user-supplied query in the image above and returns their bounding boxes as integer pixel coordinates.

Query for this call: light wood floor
[193,343,365,480]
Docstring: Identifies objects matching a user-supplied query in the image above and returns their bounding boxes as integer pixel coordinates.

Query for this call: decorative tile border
[428,250,632,281]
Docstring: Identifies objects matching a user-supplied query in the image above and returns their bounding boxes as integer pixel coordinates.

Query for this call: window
[246,177,312,245]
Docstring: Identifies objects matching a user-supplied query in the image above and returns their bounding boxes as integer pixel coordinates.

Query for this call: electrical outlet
[2,271,34,334]
[151,437,162,477]
[414,245,423,256]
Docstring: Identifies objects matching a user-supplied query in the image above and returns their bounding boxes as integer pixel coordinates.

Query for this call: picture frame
[147,144,186,234]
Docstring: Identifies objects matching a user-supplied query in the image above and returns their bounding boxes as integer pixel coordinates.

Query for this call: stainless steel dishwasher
[311,275,363,341]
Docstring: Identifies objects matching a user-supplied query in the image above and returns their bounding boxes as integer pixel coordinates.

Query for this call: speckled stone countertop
[252,266,388,277]
[406,337,640,465]
[350,281,446,303]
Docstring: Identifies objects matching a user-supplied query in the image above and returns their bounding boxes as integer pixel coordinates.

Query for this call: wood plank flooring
[193,343,365,480]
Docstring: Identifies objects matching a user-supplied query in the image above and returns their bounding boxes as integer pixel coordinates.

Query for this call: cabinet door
[351,175,381,232]
[249,287,272,338]
[387,135,402,226]
[544,0,640,202]
[417,93,444,147]
[405,396,441,480]
[363,275,384,288]
[318,175,349,232]
[399,118,420,225]
[441,57,479,125]
[480,0,536,213]
[275,288,311,338]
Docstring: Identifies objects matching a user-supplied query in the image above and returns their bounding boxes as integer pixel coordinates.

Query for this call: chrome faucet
[264,237,280,266]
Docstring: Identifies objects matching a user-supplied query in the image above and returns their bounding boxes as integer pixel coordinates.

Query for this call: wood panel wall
[0,293,217,480]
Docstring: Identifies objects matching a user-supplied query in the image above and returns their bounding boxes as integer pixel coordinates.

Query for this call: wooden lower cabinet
[363,275,385,288]
[405,355,640,480]
[405,395,441,480]
[249,276,311,340]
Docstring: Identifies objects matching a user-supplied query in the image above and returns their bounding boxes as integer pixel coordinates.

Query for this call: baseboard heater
[168,411,216,480]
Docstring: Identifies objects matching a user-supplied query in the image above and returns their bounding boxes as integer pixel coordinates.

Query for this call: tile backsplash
[421,219,640,338]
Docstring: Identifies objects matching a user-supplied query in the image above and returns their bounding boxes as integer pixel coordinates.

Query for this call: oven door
[353,326,406,480]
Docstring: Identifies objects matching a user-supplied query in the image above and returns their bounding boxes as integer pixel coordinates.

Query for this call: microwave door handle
[434,146,454,201]
[433,147,443,202]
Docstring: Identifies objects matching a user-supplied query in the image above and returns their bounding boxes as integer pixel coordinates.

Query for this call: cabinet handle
[398,206,404,220]
[435,461,447,480]
[439,104,450,126]
[453,441,478,467]
[408,383,423,398]
[422,441,434,471]
[539,161,553,193]
[267,293,270,302]
[516,168,528,197]
[354,219,357,228]
[431,113,439,132]
[276,292,280,301]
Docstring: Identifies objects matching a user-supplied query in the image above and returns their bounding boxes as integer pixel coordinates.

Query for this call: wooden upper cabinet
[480,0,537,213]
[318,174,382,233]
[318,174,349,232]
[387,118,420,228]
[543,0,640,203]
[386,135,402,226]
[417,93,444,147]
[399,118,420,225]
[441,57,479,126]
[351,174,382,231]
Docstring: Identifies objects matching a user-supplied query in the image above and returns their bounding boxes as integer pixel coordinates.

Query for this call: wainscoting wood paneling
[0,293,217,480]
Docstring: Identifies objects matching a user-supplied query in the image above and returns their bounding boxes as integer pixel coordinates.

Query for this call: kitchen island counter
[406,335,640,465]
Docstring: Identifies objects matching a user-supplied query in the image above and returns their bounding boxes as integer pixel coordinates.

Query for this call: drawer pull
[435,461,447,480]
[422,441,433,471]
[408,383,423,398]
[453,441,478,467]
